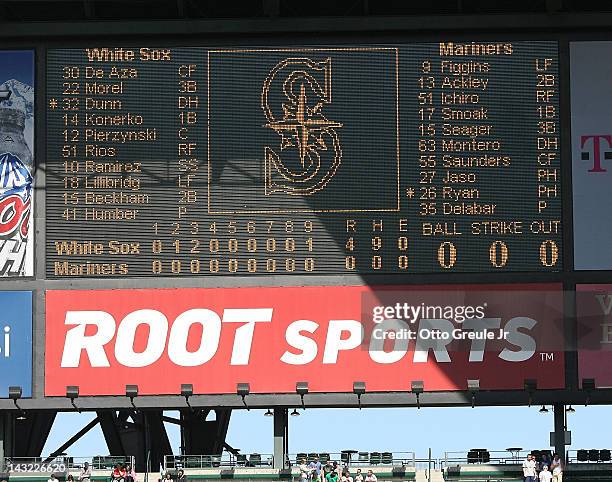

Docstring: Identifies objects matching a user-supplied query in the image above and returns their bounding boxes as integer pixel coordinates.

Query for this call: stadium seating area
[0,456,135,482]
[444,464,612,481]
[88,457,136,471]
[4,449,612,482]
[162,451,417,481]
[443,449,612,482]
[163,452,416,469]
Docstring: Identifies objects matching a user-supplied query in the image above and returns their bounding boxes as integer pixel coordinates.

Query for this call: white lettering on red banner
[45,285,564,396]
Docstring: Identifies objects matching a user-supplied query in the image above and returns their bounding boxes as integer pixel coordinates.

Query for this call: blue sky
[42,405,611,462]
[0,50,34,86]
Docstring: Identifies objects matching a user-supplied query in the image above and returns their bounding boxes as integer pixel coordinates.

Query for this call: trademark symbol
[540,352,555,362]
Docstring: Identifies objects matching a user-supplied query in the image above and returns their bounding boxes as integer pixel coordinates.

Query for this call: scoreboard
[45,41,561,278]
[4,12,612,411]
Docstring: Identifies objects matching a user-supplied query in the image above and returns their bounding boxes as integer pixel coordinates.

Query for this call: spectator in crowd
[176,469,186,482]
[163,472,173,482]
[550,454,563,482]
[79,462,92,482]
[125,464,137,482]
[522,454,537,482]
[541,453,552,472]
[68,475,75,482]
[539,465,553,482]
[340,468,353,482]
[322,461,333,479]
[47,474,58,482]
[354,469,363,482]
[325,468,338,482]
[298,459,309,482]
[308,456,322,482]
[112,464,126,482]
[364,470,377,482]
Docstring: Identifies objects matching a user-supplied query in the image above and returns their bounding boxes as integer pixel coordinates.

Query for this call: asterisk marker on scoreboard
[406,187,415,199]
[49,98,58,109]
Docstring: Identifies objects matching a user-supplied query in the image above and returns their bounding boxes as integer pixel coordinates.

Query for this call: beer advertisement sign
[0,50,34,277]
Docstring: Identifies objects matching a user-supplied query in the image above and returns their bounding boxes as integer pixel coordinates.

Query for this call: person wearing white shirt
[298,459,308,482]
[550,454,563,482]
[539,465,553,482]
[364,470,377,482]
[522,454,537,482]
[79,462,91,482]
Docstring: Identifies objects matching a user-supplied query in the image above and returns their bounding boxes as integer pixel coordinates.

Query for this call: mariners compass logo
[208,47,399,214]
[262,58,343,196]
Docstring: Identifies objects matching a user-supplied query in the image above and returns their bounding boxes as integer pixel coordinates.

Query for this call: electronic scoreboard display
[45,41,561,278]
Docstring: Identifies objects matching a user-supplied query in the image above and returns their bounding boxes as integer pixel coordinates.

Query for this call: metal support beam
[44,416,100,462]
[143,412,172,473]
[222,442,239,457]
[553,404,566,461]
[98,411,127,455]
[180,409,231,456]
[13,412,56,457]
[8,387,612,411]
[273,408,288,469]
[162,415,181,425]
[0,412,14,469]
[0,414,3,470]
[99,410,171,472]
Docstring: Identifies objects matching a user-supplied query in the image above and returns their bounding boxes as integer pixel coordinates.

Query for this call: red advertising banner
[45,284,564,396]
[577,284,612,387]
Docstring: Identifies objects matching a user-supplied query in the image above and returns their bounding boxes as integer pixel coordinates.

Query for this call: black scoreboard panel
[45,41,561,278]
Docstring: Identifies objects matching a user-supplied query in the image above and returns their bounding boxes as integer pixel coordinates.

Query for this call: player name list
[45,42,561,278]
